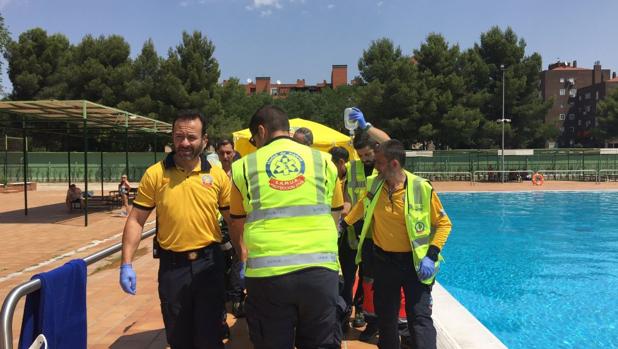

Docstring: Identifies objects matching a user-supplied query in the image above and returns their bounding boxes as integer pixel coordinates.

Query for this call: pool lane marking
[0,220,155,284]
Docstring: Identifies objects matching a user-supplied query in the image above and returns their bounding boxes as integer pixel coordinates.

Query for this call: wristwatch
[363,122,373,130]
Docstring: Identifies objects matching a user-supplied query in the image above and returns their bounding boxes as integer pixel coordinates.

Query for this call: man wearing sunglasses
[229,105,345,349]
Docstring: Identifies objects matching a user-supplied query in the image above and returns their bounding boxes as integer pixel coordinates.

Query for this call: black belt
[373,245,414,270]
[159,243,218,261]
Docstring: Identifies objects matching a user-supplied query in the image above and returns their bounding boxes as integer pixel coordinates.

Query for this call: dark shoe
[232,300,246,318]
[352,311,366,328]
[358,322,378,342]
[398,321,412,348]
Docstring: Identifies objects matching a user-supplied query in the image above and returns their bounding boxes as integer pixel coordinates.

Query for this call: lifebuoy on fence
[532,172,544,186]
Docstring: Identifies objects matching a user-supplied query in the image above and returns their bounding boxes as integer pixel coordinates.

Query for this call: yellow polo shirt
[133,153,231,252]
[344,187,451,252]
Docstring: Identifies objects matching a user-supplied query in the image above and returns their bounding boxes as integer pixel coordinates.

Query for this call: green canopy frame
[0,100,172,226]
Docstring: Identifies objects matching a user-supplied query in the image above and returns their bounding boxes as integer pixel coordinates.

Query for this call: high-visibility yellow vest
[231,138,339,278]
[345,160,367,206]
[355,171,441,285]
[344,160,377,248]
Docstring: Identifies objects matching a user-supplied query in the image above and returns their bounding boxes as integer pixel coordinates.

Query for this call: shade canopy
[0,100,172,134]
[232,118,358,160]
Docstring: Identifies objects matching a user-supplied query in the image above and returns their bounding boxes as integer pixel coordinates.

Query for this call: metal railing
[535,169,599,183]
[0,228,156,349]
[597,169,618,182]
[415,171,473,184]
[473,170,534,183]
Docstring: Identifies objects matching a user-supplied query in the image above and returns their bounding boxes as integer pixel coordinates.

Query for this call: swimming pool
[438,191,618,349]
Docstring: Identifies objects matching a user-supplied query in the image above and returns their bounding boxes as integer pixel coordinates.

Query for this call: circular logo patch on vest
[201,174,214,188]
[265,151,306,190]
[414,221,425,233]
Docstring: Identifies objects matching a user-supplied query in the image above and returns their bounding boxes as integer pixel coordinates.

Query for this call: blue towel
[18,259,87,349]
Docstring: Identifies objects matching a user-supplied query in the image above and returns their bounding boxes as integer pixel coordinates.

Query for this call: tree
[594,88,618,144]
[154,31,222,124]
[413,33,472,148]
[119,39,162,118]
[358,38,405,84]
[209,78,267,138]
[461,26,551,148]
[67,34,133,106]
[5,28,72,100]
[357,38,423,143]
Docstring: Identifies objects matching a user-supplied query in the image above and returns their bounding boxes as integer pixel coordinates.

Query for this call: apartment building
[541,60,617,147]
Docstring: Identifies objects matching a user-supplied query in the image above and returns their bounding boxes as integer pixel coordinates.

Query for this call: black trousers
[338,234,363,309]
[373,247,437,349]
[158,245,225,349]
[223,248,245,302]
[245,267,344,349]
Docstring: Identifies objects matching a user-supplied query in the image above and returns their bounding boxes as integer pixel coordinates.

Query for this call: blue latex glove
[349,107,367,129]
[119,263,137,295]
[418,257,435,280]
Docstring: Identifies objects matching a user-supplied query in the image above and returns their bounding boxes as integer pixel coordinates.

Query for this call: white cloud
[327,3,334,9]
[179,1,189,7]
[252,0,281,8]
[246,0,283,15]
[377,1,384,7]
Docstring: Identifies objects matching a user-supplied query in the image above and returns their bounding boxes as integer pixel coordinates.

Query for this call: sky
[2,0,618,93]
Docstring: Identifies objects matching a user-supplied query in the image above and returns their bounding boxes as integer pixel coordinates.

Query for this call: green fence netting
[1,152,166,183]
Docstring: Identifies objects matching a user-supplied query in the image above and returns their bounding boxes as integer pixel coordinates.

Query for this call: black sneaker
[358,322,378,342]
[352,311,366,328]
[232,300,246,318]
[399,324,412,349]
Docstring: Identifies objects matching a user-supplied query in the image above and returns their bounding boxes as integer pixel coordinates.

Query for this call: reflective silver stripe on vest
[247,252,338,269]
[246,204,331,223]
[408,177,430,250]
[348,161,358,204]
[348,161,366,204]
[311,150,326,203]
[412,178,424,211]
[368,177,383,199]
[247,153,261,210]
[411,236,430,249]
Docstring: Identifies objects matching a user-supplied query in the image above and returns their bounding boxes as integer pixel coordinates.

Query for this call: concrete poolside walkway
[4,181,616,347]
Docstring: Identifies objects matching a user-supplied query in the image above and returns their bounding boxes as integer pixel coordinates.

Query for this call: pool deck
[2,181,616,348]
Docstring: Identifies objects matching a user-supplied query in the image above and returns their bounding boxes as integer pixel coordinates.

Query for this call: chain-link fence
[405,149,618,182]
[2,151,165,183]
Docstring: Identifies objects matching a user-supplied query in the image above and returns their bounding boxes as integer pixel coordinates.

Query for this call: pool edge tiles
[433,282,508,349]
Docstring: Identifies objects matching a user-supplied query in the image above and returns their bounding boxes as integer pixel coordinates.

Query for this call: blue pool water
[438,191,618,349]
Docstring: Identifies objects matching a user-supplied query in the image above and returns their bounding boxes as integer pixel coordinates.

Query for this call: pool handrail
[472,169,534,183]
[598,169,618,182]
[534,169,599,183]
[414,171,473,184]
[0,227,156,349]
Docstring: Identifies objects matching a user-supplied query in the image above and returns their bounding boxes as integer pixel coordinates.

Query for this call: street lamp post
[498,64,511,183]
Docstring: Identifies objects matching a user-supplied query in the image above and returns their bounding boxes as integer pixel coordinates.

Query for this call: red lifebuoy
[532,172,544,186]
